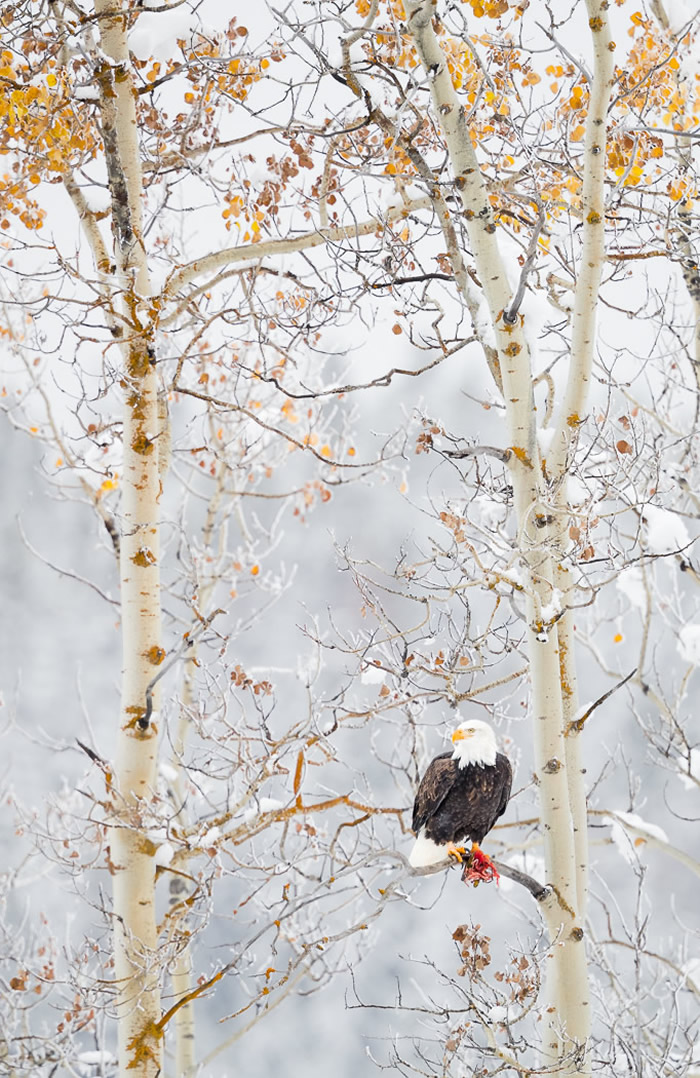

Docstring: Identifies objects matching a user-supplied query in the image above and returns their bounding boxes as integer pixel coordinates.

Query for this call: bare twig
[565,669,637,736]
[140,609,225,730]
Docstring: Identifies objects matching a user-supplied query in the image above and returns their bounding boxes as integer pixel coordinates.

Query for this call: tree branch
[162,197,434,317]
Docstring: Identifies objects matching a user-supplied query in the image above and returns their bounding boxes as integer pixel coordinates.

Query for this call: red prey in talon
[461,842,500,887]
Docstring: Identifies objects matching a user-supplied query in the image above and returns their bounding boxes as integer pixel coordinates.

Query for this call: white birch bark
[94,2,162,1075]
[551,0,615,924]
[401,3,616,1070]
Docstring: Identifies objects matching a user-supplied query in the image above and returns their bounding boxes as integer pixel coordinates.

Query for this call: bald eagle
[409,719,512,869]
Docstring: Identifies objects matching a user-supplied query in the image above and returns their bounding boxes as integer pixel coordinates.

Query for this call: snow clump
[642,505,690,554]
[678,625,700,665]
[606,811,668,865]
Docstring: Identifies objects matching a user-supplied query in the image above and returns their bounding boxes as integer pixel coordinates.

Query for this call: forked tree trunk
[95,2,162,1075]
[404,2,614,1072]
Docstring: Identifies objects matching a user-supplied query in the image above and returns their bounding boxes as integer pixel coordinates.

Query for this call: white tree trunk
[403,2,614,1070]
[95,2,162,1075]
[552,0,615,926]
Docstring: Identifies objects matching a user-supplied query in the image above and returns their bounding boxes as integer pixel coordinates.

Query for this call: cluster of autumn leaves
[1,0,696,496]
[1,4,697,249]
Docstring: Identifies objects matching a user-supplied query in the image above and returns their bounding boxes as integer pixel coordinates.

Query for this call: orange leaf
[293,750,304,806]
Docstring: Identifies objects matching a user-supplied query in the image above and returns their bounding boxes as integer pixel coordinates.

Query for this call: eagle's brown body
[412,750,512,847]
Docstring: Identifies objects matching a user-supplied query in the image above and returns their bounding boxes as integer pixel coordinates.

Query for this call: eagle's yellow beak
[451,728,473,743]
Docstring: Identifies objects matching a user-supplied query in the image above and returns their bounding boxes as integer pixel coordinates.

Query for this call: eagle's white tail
[408,831,447,867]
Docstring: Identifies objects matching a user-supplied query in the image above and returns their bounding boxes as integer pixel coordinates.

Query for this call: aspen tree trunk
[403,2,614,1072]
[95,2,162,1075]
[550,1,615,926]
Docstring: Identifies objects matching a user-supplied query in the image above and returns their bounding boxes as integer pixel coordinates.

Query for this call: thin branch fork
[565,668,637,736]
[502,206,546,326]
[140,609,226,730]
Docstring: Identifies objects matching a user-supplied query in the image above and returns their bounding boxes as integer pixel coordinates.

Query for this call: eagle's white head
[451,719,498,768]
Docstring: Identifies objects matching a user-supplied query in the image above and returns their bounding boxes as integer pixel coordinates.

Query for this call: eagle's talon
[446,843,467,863]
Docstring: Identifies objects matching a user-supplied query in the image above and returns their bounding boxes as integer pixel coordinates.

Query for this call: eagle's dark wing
[494,752,512,821]
[411,752,458,834]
